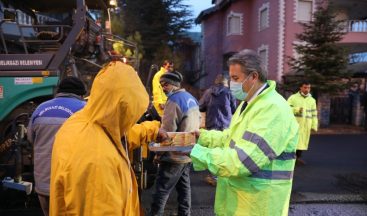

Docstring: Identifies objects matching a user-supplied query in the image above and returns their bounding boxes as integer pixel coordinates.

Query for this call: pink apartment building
[196,0,367,89]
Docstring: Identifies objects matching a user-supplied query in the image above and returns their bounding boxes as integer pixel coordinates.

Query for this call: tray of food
[148,132,196,152]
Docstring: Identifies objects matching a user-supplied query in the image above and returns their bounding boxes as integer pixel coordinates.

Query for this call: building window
[227,11,243,35]
[258,45,269,73]
[37,15,44,24]
[297,0,313,22]
[20,13,26,24]
[25,15,30,25]
[259,3,270,31]
[223,52,236,72]
[17,13,23,24]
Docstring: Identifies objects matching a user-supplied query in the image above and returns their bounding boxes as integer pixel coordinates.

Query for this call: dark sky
[186,0,212,31]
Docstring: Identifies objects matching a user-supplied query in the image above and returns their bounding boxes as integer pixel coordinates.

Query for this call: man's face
[351,83,358,91]
[163,63,173,72]
[160,81,175,93]
[229,64,254,92]
[300,84,311,95]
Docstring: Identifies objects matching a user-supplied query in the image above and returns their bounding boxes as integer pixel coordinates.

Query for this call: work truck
[0,0,150,206]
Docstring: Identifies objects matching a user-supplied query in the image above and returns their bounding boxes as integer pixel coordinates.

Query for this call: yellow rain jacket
[190,81,299,216]
[50,62,158,216]
[288,92,318,150]
[152,67,167,116]
[127,120,160,159]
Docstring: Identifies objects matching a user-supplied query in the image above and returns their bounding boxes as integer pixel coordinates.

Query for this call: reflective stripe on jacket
[50,62,154,216]
[190,80,299,216]
[152,67,168,116]
[288,92,318,150]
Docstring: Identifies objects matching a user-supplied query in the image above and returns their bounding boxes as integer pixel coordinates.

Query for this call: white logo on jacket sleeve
[39,106,74,116]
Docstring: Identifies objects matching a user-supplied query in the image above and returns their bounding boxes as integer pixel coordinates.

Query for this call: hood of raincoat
[83,61,149,147]
[50,61,148,215]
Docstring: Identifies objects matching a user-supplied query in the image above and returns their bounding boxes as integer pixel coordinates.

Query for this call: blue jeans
[150,162,191,216]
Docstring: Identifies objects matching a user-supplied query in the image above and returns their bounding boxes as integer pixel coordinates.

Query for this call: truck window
[4,9,16,22]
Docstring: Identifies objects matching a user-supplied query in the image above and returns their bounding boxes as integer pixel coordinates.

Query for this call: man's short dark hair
[300,81,311,87]
[57,77,87,96]
[228,49,267,82]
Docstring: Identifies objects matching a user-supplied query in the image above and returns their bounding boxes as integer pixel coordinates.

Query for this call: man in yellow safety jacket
[287,81,318,165]
[152,60,173,117]
[190,50,299,216]
[50,61,167,216]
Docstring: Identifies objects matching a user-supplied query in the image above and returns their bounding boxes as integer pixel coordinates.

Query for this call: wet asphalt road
[292,134,367,194]
[1,134,367,215]
[141,134,367,215]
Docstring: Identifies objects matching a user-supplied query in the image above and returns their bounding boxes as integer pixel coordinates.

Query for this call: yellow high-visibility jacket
[50,62,158,216]
[288,92,318,150]
[190,81,299,216]
[152,67,167,116]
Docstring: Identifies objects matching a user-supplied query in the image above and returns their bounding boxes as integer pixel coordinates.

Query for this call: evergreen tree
[119,0,193,62]
[288,4,349,95]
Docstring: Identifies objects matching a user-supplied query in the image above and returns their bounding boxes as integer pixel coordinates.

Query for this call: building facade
[197,0,367,89]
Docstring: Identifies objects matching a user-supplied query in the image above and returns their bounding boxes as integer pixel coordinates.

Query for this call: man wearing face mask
[149,71,200,216]
[287,81,318,165]
[190,49,299,216]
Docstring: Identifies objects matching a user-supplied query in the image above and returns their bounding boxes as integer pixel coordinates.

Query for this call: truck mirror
[4,10,17,22]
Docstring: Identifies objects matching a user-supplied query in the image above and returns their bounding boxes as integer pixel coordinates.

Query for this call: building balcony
[338,20,367,54]
[333,0,367,48]
[344,20,367,33]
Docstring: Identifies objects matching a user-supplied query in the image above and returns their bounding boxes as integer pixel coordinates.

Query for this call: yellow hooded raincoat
[50,62,157,216]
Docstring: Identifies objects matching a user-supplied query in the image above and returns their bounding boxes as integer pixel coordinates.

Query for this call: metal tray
[148,142,194,152]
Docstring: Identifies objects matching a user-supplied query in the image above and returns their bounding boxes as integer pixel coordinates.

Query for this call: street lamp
[107,0,117,34]
[107,8,112,34]
[109,0,117,7]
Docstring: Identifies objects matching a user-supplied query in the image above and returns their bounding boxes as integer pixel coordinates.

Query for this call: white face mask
[230,81,247,100]
[300,92,310,97]
[165,89,174,97]
[230,74,254,100]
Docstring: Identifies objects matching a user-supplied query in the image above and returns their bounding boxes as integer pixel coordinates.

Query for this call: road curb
[291,192,367,204]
